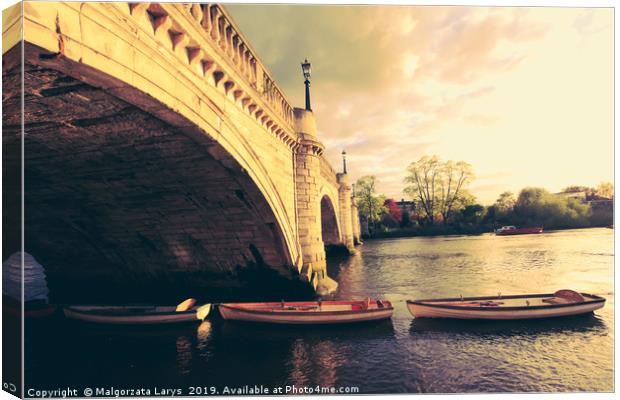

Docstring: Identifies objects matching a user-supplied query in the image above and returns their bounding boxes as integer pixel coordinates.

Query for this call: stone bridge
[2,2,362,298]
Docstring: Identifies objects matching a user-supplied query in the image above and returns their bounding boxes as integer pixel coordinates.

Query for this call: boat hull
[3,296,56,318]
[3,303,57,318]
[407,293,605,320]
[496,227,543,236]
[219,301,393,324]
[63,304,211,325]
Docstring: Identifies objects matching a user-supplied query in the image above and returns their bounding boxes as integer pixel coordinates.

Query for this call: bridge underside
[3,51,311,302]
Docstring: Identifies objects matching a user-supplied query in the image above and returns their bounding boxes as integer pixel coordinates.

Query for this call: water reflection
[288,340,344,387]
[175,336,192,374]
[196,321,213,352]
[24,228,613,393]
[409,313,607,335]
[217,319,395,340]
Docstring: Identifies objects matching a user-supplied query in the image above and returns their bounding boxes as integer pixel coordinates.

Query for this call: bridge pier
[337,173,356,253]
[293,108,338,295]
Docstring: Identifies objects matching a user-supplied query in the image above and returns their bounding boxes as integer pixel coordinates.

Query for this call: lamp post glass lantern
[342,150,347,174]
[301,58,312,111]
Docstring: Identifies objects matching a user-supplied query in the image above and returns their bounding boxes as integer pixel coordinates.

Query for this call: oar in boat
[175,298,211,321]
[195,304,212,321]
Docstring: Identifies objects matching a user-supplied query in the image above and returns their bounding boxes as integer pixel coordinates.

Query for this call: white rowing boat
[218,299,393,324]
[407,290,605,320]
[63,299,211,325]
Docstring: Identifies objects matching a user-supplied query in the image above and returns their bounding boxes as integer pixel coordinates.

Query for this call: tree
[404,155,440,224]
[384,199,402,222]
[380,213,400,230]
[595,182,614,199]
[494,191,516,223]
[450,190,476,214]
[513,187,591,229]
[458,204,486,225]
[400,210,412,228]
[404,155,474,225]
[495,191,516,212]
[483,205,497,225]
[561,185,590,193]
[354,176,386,226]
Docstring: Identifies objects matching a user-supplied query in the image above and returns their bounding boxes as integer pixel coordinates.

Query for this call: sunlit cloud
[228,5,613,204]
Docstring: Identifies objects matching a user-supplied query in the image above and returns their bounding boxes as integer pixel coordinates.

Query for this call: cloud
[227,5,612,205]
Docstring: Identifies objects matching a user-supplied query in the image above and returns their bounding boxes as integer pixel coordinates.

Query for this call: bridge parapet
[18,2,299,149]
[19,2,295,150]
[127,3,296,141]
[185,4,293,125]
[319,155,340,188]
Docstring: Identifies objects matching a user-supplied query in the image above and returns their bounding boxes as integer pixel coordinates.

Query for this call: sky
[227,5,613,205]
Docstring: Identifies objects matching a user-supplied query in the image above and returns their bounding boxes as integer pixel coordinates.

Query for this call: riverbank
[365,224,612,239]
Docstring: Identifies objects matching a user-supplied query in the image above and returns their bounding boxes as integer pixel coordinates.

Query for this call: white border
[0,2,615,400]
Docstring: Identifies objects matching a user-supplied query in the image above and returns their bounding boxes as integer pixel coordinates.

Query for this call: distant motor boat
[495,226,543,236]
[63,299,211,325]
[406,290,605,320]
[218,299,393,324]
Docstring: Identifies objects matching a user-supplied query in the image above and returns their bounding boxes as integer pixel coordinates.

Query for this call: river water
[24,228,613,394]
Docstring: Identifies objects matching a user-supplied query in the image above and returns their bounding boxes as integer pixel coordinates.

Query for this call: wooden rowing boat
[407,290,605,320]
[218,299,393,324]
[63,302,211,325]
[2,296,57,318]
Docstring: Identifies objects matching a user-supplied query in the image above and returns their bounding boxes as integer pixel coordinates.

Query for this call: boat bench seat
[465,301,503,307]
[542,297,574,305]
[283,306,319,311]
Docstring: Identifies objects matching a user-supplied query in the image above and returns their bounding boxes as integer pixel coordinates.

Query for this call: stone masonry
[3,2,359,297]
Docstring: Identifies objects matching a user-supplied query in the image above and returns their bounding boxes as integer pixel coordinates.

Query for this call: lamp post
[342,150,347,174]
[301,58,312,111]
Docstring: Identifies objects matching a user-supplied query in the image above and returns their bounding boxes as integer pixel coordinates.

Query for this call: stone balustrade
[128,2,297,147]
[320,154,340,187]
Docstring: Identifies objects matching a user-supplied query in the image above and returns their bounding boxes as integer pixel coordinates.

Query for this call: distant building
[587,195,614,207]
[395,199,416,214]
[555,191,588,201]
[554,191,613,206]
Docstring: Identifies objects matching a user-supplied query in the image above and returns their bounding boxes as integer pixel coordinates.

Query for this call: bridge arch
[6,10,311,298]
[3,60,303,299]
[320,194,341,246]
[6,2,355,297]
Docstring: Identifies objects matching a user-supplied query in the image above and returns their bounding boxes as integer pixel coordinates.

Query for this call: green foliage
[361,153,611,237]
[457,204,486,225]
[400,211,412,228]
[380,213,400,229]
[495,191,516,212]
[354,176,387,224]
[511,187,592,229]
[493,191,516,223]
[590,202,614,226]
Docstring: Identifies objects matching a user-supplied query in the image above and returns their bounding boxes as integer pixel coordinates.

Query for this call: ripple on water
[23,229,614,393]
[329,228,613,393]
